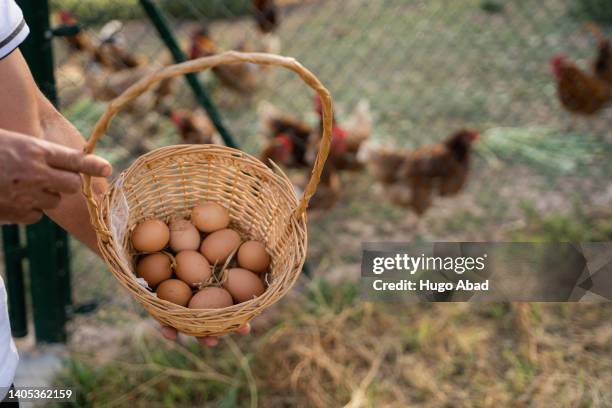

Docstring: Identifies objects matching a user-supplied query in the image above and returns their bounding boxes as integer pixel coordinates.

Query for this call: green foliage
[477,127,606,178]
[305,279,359,313]
[513,201,612,242]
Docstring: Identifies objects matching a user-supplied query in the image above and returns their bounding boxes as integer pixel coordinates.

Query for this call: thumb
[40,139,112,177]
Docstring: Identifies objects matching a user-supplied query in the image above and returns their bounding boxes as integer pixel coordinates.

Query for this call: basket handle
[82,51,333,222]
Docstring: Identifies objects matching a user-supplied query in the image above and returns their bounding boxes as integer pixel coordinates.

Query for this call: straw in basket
[81,52,333,337]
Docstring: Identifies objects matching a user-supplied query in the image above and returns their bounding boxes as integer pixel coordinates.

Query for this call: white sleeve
[0,0,30,59]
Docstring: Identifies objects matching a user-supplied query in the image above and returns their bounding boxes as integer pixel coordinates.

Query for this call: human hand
[160,323,251,347]
[0,129,112,224]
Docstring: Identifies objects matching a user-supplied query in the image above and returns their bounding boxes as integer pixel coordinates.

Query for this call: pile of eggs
[131,202,270,309]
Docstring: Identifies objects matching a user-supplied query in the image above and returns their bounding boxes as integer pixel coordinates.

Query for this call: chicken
[253,0,279,34]
[258,101,313,168]
[93,20,146,71]
[550,54,612,115]
[587,23,612,85]
[85,65,172,114]
[57,14,144,71]
[167,109,219,145]
[189,28,259,94]
[57,11,96,53]
[365,129,479,215]
[308,166,341,210]
[314,96,372,171]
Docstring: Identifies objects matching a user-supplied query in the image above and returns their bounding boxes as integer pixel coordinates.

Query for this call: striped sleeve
[0,0,30,60]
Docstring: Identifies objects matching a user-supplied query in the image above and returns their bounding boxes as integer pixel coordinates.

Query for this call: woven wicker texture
[81,52,333,336]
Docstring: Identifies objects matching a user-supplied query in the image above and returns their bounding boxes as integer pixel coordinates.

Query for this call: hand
[160,323,251,347]
[0,129,112,224]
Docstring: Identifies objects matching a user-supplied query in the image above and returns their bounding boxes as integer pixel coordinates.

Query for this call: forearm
[0,50,108,254]
[36,93,108,255]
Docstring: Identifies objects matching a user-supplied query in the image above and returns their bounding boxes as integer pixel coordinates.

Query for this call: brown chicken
[168,109,219,145]
[588,23,612,84]
[58,11,97,53]
[95,40,144,71]
[309,166,342,210]
[189,28,259,94]
[58,13,144,71]
[258,101,313,168]
[253,0,279,34]
[86,65,173,114]
[366,129,479,215]
[314,95,372,171]
[550,54,612,115]
[93,20,146,71]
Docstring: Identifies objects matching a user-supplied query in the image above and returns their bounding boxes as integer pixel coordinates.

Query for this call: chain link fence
[3,0,610,336]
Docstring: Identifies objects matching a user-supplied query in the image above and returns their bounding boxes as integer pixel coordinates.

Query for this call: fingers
[197,337,219,347]
[162,323,251,347]
[35,190,61,210]
[160,326,178,341]
[236,323,251,336]
[41,140,112,177]
[12,190,61,212]
[19,209,43,224]
[196,324,251,347]
[43,167,82,194]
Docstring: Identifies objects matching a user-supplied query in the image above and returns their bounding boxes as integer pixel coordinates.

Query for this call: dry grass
[50,282,612,407]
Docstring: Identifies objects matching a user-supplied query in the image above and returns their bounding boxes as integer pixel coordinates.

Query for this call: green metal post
[1,226,28,338]
[17,0,70,343]
[139,0,239,149]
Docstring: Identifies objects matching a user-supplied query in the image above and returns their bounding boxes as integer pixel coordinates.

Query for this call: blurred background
[1,0,612,406]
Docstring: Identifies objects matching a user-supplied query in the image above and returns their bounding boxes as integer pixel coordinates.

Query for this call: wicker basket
[82,52,332,337]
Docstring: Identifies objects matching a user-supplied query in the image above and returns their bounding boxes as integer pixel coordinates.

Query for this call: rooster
[189,28,259,94]
[167,109,219,145]
[258,101,313,168]
[366,129,479,215]
[253,0,279,34]
[550,54,612,115]
[314,95,372,171]
[57,11,96,53]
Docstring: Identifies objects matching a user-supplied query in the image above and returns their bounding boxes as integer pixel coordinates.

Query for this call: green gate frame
[2,0,72,343]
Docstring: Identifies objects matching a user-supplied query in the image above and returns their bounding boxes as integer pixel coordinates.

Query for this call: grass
[47,282,612,407]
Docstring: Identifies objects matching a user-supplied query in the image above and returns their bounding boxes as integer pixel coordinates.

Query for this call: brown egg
[191,202,230,233]
[169,219,201,253]
[131,219,170,252]
[188,287,233,309]
[223,268,265,303]
[136,252,172,288]
[175,250,211,287]
[156,279,192,306]
[200,229,241,264]
[237,241,271,273]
